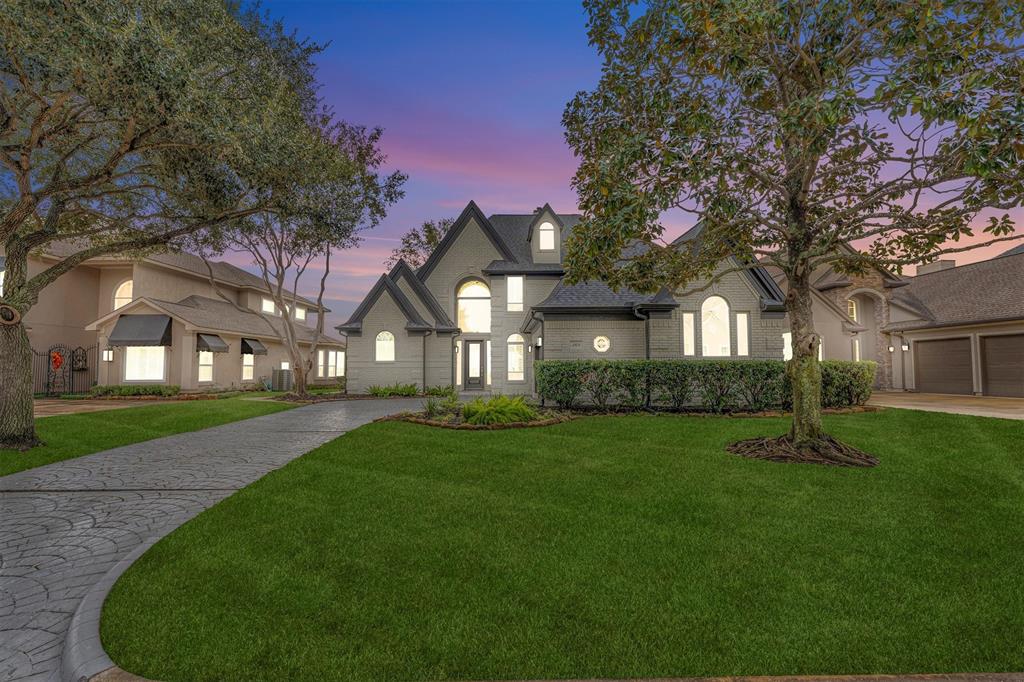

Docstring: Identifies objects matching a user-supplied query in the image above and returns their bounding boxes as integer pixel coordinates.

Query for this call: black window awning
[107,315,172,347]
[197,333,229,353]
[241,337,268,355]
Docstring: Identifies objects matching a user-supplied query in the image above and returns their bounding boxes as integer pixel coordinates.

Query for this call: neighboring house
[770,246,1024,397]
[338,201,788,394]
[0,243,345,393]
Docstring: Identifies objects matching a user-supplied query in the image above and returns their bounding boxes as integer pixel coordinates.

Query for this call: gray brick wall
[346,291,424,392]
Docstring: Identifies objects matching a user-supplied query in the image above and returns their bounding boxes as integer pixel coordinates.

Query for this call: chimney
[916,260,956,275]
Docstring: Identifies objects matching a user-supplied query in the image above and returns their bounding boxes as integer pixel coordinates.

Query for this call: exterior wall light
[102,349,114,362]
[536,337,543,347]
[901,343,910,352]
[887,345,895,353]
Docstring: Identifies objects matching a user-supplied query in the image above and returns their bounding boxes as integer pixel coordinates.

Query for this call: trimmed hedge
[535,359,876,413]
[89,384,181,397]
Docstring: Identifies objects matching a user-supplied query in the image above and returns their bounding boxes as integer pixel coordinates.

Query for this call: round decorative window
[593,335,611,353]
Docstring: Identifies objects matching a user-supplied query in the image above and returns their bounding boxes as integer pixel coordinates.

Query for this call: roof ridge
[912,252,1024,278]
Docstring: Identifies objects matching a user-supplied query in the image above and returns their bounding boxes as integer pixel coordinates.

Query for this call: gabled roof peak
[526,203,565,242]
[416,201,517,281]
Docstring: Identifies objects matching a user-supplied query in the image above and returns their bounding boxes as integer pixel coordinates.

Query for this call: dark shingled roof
[534,280,674,311]
[887,253,1024,331]
[999,243,1024,258]
[483,212,581,273]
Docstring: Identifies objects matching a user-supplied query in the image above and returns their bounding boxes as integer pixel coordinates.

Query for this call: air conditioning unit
[271,368,293,392]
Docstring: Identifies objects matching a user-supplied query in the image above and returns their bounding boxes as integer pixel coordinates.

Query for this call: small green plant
[367,383,419,397]
[462,395,540,425]
[90,384,181,397]
[422,396,442,418]
[423,384,456,397]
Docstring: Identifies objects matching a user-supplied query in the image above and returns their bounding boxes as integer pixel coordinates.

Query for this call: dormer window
[261,297,278,315]
[294,306,306,321]
[538,221,556,251]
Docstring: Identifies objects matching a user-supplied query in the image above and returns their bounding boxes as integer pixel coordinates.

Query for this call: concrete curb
[59,539,159,682]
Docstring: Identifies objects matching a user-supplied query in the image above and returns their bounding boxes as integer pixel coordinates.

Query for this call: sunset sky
[255,0,1022,327]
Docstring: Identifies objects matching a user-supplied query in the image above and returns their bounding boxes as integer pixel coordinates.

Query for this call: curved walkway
[0,398,420,682]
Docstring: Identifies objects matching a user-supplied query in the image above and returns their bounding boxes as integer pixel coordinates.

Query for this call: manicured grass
[103,409,1024,681]
[0,396,294,477]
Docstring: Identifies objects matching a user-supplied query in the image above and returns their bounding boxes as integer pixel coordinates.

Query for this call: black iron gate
[32,344,98,396]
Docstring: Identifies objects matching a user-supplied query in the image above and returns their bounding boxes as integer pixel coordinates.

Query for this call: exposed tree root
[0,436,42,452]
[727,434,879,467]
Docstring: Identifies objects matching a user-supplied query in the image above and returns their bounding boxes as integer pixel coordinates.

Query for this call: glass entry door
[464,340,484,389]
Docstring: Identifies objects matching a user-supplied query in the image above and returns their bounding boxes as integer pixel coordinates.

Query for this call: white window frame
[736,312,749,356]
[241,353,255,382]
[261,297,278,315]
[682,312,695,356]
[317,349,326,377]
[375,331,395,362]
[294,306,306,321]
[198,350,214,383]
[113,280,134,310]
[124,346,166,382]
[593,335,611,353]
[0,268,5,296]
[456,279,491,333]
[281,360,290,371]
[848,299,858,321]
[337,351,345,377]
[538,222,556,251]
[701,296,731,357]
[507,276,524,312]
[507,334,525,382]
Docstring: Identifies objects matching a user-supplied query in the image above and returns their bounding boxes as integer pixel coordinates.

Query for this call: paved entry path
[0,398,420,682]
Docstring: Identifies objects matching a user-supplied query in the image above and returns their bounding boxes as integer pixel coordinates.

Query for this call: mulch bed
[377,412,572,430]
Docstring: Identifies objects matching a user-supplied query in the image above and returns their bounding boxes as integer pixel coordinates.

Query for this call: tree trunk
[291,361,309,397]
[785,272,824,446]
[0,319,39,449]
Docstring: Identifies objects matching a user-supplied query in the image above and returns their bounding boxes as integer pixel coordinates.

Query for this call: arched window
[538,221,556,251]
[701,296,731,356]
[375,331,395,362]
[507,333,525,381]
[114,280,133,310]
[847,299,858,321]
[456,279,491,333]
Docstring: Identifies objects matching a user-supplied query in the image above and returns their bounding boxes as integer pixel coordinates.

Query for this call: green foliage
[422,396,442,419]
[366,383,419,398]
[535,360,875,412]
[462,396,541,425]
[385,218,455,269]
[423,385,457,398]
[90,385,181,397]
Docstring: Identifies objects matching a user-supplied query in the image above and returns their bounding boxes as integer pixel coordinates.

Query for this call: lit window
[242,354,254,381]
[736,313,749,356]
[337,351,345,376]
[456,342,463,386]
[114,280,133,310]
[783,333,823,361]
[294,306,306,321]
[853,338,861,361]
[507,334,525,381]
[0,268,5,296]
[198,351,214,382]
[538,222,556,251]
[281,361,290,371]
[701,296,731,356]
[376,331,395,362]
[124,346,164,381]
[593,335,611,353]
[456,279,490,333]
[486,340,492,385]
[847,299,858,321]
[317,349,326,377]
[261,297,279,315]
[328,350,339,377]
[507,276,524,312]
[682,313,695,356]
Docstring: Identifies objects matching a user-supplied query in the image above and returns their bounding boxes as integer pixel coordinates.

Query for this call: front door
[464,340,484,389]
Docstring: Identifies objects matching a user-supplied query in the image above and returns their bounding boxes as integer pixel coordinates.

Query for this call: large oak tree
[564,0,1024,464]
[0,1,371,447]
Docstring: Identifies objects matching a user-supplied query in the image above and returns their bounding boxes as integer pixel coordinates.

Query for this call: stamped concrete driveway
[0,398,419,682]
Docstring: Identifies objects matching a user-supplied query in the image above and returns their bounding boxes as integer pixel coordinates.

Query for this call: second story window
[114,280,133,310]
[538,222,556,251]
[457,279,491,333]
[294,306,306,321]
[507,276,523,312]
[847,299,858,321]
[261,297,278,315]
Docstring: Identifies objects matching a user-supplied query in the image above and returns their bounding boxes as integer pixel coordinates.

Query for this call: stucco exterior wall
[21,255,101,351]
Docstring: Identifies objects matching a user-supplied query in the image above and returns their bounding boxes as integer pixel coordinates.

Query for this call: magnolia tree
[0,0,354,447]
[205,121,405,397]
[564,0,1024,465]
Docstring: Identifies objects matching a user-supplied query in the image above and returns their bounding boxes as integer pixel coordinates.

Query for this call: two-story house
[0,241,346,393]
[338,201,789,394]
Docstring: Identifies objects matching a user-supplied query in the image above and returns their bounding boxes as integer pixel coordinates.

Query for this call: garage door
[982,335,1024,398]
[915,338,973,395]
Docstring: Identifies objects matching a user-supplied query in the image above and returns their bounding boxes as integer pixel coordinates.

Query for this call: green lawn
[0,396,294,477]
[102,410,1024,681]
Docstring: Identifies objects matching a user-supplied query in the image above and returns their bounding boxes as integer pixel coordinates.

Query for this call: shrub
[89,384,181,397]
[367,383,419,397]
[423,385,457,398]
[536,359,875,412]
[462,395,540,425]
[422,396,442,419]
